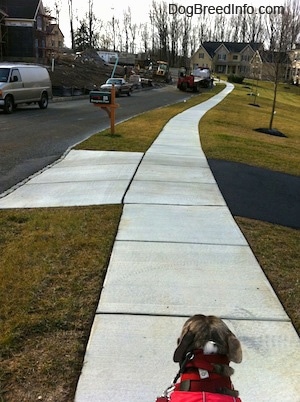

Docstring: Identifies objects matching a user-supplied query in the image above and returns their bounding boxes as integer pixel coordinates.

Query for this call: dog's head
[173,314,242,364]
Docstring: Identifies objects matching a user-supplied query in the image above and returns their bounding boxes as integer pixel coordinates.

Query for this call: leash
[156,351,194,401]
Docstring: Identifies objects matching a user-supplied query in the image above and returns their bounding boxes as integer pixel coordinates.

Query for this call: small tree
[74,21,89,51]
[265,1,298,130]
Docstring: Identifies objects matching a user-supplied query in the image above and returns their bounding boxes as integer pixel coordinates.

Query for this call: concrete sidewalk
[1,83,299,401]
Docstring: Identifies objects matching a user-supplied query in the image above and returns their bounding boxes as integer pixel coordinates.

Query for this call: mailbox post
[89,85,119,134]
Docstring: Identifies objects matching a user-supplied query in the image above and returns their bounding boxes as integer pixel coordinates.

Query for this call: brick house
[190,42,263,77]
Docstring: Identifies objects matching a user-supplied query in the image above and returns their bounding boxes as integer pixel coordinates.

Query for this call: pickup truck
[100,78,132,97]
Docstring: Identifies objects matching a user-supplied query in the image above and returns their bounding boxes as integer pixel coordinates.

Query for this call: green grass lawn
[200,80,300,176]
[0,81,299,401]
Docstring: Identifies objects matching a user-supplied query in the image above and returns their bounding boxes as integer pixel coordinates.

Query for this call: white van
[0,63,52,113]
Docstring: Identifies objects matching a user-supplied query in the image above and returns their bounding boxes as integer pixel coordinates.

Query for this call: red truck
[177,67,212,92]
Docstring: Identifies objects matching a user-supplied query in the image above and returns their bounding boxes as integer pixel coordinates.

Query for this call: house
[250,49,293,82]
[0,0,63,63]
[46,23,64,60]
[191,42,263,77]
[0,7,8,59]
[289,44,300,85]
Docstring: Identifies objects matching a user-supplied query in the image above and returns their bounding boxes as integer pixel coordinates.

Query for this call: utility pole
[68,0,75,50]
[111,8,115,51]
[88,0,93,47]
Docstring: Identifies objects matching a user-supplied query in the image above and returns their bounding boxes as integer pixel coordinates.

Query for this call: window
[0,68,10,82]
[36,15,42,31]
[242,55,250,62]
[233,55,238,60]
[218,53,226,60]
[199,53,204,59]
[11,69,21,82]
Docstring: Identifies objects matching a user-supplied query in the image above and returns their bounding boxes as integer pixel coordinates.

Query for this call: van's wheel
[4,96,14,114]
[38,92,48,109]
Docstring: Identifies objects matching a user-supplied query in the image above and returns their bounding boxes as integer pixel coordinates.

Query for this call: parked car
[0,63,52,114]
[100,78,132,97]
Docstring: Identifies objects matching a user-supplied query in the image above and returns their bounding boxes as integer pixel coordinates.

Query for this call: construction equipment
[155,61,172,82]
[177,67,212,92]
[136,57,172,83]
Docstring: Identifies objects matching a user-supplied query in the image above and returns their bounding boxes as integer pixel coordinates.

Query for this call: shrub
[227,74,245,84]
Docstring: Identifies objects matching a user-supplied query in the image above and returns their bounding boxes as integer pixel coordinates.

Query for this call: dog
[171,314,242,401]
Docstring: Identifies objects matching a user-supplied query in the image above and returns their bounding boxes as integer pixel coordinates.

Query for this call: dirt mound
[49,50,125,92]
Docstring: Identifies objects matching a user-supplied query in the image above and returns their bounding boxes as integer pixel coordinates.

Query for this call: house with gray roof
[250,48,295,82]
[190,41,263,77]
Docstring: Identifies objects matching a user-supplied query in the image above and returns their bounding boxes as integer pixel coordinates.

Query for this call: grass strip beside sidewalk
[0,206,122,401]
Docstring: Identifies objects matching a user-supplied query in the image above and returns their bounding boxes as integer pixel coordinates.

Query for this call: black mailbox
[90,90,111,104]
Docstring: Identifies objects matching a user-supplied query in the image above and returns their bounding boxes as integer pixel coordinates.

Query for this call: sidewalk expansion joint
[114,239,250,247]
[95,311,292,323]
[121,152,146,204]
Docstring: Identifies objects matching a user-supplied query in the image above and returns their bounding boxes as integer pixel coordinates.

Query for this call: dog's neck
[191,349,230,366]
[175,349,239,397]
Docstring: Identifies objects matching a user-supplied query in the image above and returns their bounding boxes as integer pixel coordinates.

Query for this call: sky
[42,0,285,48]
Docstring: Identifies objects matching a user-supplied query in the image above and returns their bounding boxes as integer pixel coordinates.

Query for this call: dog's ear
[227,333,242,363]
[173,331,194,363]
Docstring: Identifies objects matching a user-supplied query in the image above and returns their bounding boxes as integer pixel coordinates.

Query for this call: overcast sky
[42,0,284,48]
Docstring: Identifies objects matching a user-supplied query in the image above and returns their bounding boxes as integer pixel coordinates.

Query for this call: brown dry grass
[0,206,122,401]
[236,217,300,334]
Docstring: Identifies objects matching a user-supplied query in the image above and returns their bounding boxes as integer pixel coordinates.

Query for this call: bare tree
[212,14,226,41]
[129,21,137,53]
[151,0,169,60]
[54,0,61,25]
[190,25,199,60]
[108,9,117,51]
[181,15,191,67]
[139,22,150,54]
[286,0,300,48]
[85,0,102,48]
[168,10,182,66]
[248,13,265,43]
[116,20,123,52]
[99,27,111,50]
[123,9,131,53]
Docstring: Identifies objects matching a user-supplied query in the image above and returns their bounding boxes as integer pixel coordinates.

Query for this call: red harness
[174,350,235,395]
[156,350,242,402]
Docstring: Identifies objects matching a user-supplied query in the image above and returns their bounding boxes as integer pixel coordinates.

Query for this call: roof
[259,50,290,64]
[47,23,64,37]
[201,42,263,57]
[0,8,8,17]
[1,0,41,19]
